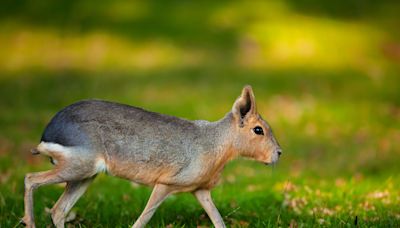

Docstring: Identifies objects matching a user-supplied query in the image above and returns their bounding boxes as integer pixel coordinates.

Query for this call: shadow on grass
[1,0,399,51]
[1,1,237,50]
[283,0,400,19]
[0,68,395,113]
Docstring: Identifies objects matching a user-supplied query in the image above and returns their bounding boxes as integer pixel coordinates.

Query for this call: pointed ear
[232,85,257,125]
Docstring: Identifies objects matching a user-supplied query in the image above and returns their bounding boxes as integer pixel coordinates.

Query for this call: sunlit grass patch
[273,177,400,226]
[238,15,388,74]
[1,1,398,75]
[204,1,398,74]
[0,25,210,73]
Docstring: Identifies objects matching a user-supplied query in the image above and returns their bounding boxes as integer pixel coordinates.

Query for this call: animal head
[231,85,282,164]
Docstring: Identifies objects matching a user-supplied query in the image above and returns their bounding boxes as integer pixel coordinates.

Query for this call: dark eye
[253,126,264,135]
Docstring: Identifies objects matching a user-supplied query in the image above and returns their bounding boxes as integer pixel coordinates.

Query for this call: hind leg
[22,148,99,227]
[22,170,65,228]
[51,177,95,228]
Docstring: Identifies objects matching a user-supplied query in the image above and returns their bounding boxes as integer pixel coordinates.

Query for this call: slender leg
[193,189,226,228]
[22,171,65,228]
[51,177,95,228]
[132,184,173,228]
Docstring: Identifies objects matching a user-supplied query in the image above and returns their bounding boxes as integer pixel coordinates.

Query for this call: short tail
[31,148,40,155]
[31,142,72,166]
[32,141,70,157]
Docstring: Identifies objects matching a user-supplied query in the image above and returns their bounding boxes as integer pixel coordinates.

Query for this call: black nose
[277,149,282,156]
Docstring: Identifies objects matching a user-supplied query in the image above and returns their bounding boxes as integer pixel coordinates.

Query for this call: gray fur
[41,99,236,186]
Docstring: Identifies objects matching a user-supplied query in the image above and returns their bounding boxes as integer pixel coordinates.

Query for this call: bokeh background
[1,1,399,227]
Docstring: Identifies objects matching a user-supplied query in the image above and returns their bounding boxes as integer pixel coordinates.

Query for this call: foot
[51,213,65,228]
[20,216,35,228]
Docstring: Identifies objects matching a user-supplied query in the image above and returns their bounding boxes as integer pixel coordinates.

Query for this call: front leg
[132,184,173,228]
[193,189,226,228]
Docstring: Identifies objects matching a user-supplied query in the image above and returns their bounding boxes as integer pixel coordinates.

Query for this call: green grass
[1,160,400,227]
[1,0,400,227]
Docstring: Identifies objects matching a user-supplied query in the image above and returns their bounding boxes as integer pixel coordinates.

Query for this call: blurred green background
[1,1,399,227]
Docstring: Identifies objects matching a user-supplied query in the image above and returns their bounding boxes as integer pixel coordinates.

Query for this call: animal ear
[232,85,257,125]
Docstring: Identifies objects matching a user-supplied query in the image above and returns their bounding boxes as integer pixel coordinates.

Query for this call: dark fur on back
[41,99,197,148]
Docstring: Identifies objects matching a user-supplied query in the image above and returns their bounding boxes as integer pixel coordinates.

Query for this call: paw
[51,216,65,228]
[19,218,27,226]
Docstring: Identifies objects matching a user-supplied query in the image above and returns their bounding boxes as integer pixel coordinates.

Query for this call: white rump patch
[37,142,72,156]
[37,142,108,173]
[95,157,108,173]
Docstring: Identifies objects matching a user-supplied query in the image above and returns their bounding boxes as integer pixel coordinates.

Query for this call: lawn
[1,1,400,227]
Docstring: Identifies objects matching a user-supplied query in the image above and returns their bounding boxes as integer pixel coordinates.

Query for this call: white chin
[271,154,279,163]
